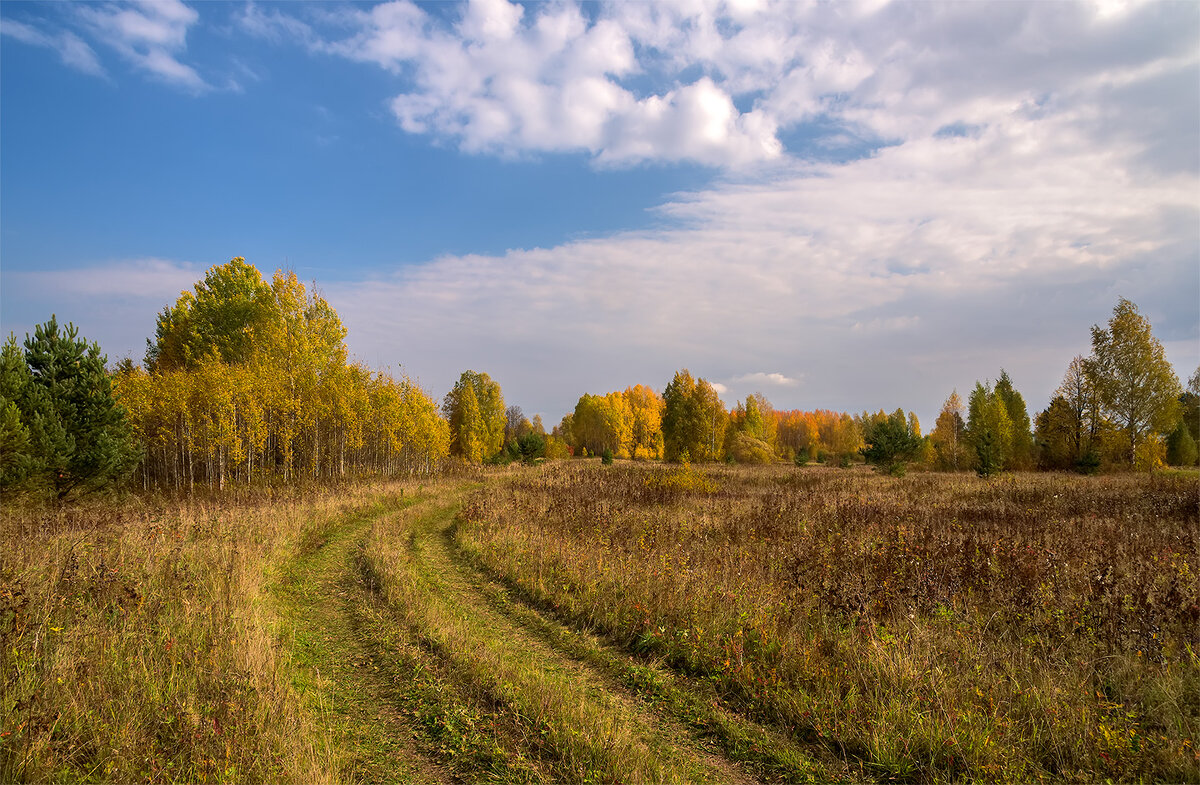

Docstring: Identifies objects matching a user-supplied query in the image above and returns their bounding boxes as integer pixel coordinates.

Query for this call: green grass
[269,493,433,785]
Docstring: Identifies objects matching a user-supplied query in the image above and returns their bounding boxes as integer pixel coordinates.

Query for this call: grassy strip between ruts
[272,481,554,784]
[358,491,767,784]
[270,490,432,785]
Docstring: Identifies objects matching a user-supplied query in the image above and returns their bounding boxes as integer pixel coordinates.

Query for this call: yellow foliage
[1133,434,1166,473]
[117,259,448,486]
[645,464,717,494]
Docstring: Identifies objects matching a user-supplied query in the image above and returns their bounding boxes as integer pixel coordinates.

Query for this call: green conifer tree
[8,317,139,499]
[1166,420,1198,467]
[861,408,922,476]
[0,336,35,491]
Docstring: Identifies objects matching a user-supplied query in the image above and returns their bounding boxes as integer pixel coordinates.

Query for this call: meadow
[1,481,414,782]
[457,463,1200,782]
[2,463,1197,783]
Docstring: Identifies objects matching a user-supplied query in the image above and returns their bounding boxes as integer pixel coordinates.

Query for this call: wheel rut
[275,484,838,784]
[398,499,758,785]
[274,500,453,785]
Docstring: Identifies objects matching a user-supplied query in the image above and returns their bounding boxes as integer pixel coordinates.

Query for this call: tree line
[2,259,448,499]
[1,259,1195,500]
[432,298,1200,477]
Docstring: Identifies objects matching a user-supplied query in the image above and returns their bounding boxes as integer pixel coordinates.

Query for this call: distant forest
[2,258,1197,499]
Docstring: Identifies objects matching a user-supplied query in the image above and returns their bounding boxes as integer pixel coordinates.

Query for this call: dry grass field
[3,463,1197,783]
[1,482,414,782]
[458,463,1200,782]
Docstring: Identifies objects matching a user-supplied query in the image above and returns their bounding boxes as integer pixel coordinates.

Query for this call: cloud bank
[3,1,1195,424]
[321,133,1196,418]
[236,0,1199,171]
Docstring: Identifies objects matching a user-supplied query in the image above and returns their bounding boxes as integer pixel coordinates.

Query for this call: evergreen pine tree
[7,317,138,499]
[861,408,922,476]
[0,336,35,490]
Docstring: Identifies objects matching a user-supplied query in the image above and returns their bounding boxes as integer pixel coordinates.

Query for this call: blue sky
[2,0,1197,425]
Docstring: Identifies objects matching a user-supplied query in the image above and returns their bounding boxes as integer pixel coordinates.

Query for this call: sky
[2,0,1197,427]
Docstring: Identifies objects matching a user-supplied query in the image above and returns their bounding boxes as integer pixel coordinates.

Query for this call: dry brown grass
[1,481,411,783]
[457,462,1200,782]
[5,464,1196,783]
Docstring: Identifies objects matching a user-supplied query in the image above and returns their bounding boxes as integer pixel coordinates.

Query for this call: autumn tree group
[2,259,448,497]
[1,259,1195,500]
[1032,299,1197,472]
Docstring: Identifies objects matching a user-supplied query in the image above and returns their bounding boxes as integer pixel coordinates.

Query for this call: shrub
[861,412,921,476]
[1166,421,1198,466]
[1075,449,1101,475]
[514,432,546,464]
[728,432,773,464]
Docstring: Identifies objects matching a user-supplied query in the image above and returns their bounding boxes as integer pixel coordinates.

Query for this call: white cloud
[236,2,318,47]
[316,119,1195,419]
[852,316,920,334]
[1,18,105,76]
[77,0,207,91]
[10,258,201,300]
[259,0,788,166]
[3,1,220,92]
[597,77,782,167]
[241,0,1198,174]
[730,373,801,388]
[1,259,203,365]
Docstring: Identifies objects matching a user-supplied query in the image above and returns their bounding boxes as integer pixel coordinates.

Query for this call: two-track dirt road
[273,481,841,784]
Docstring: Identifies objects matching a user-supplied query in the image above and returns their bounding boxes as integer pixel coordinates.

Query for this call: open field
[458,463,1200,782]
[3,464,1198,783]
[0,481,415,782]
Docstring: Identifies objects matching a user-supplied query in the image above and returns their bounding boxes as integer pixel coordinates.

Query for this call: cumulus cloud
[246,0,789,166]
[239,0,1198,173]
